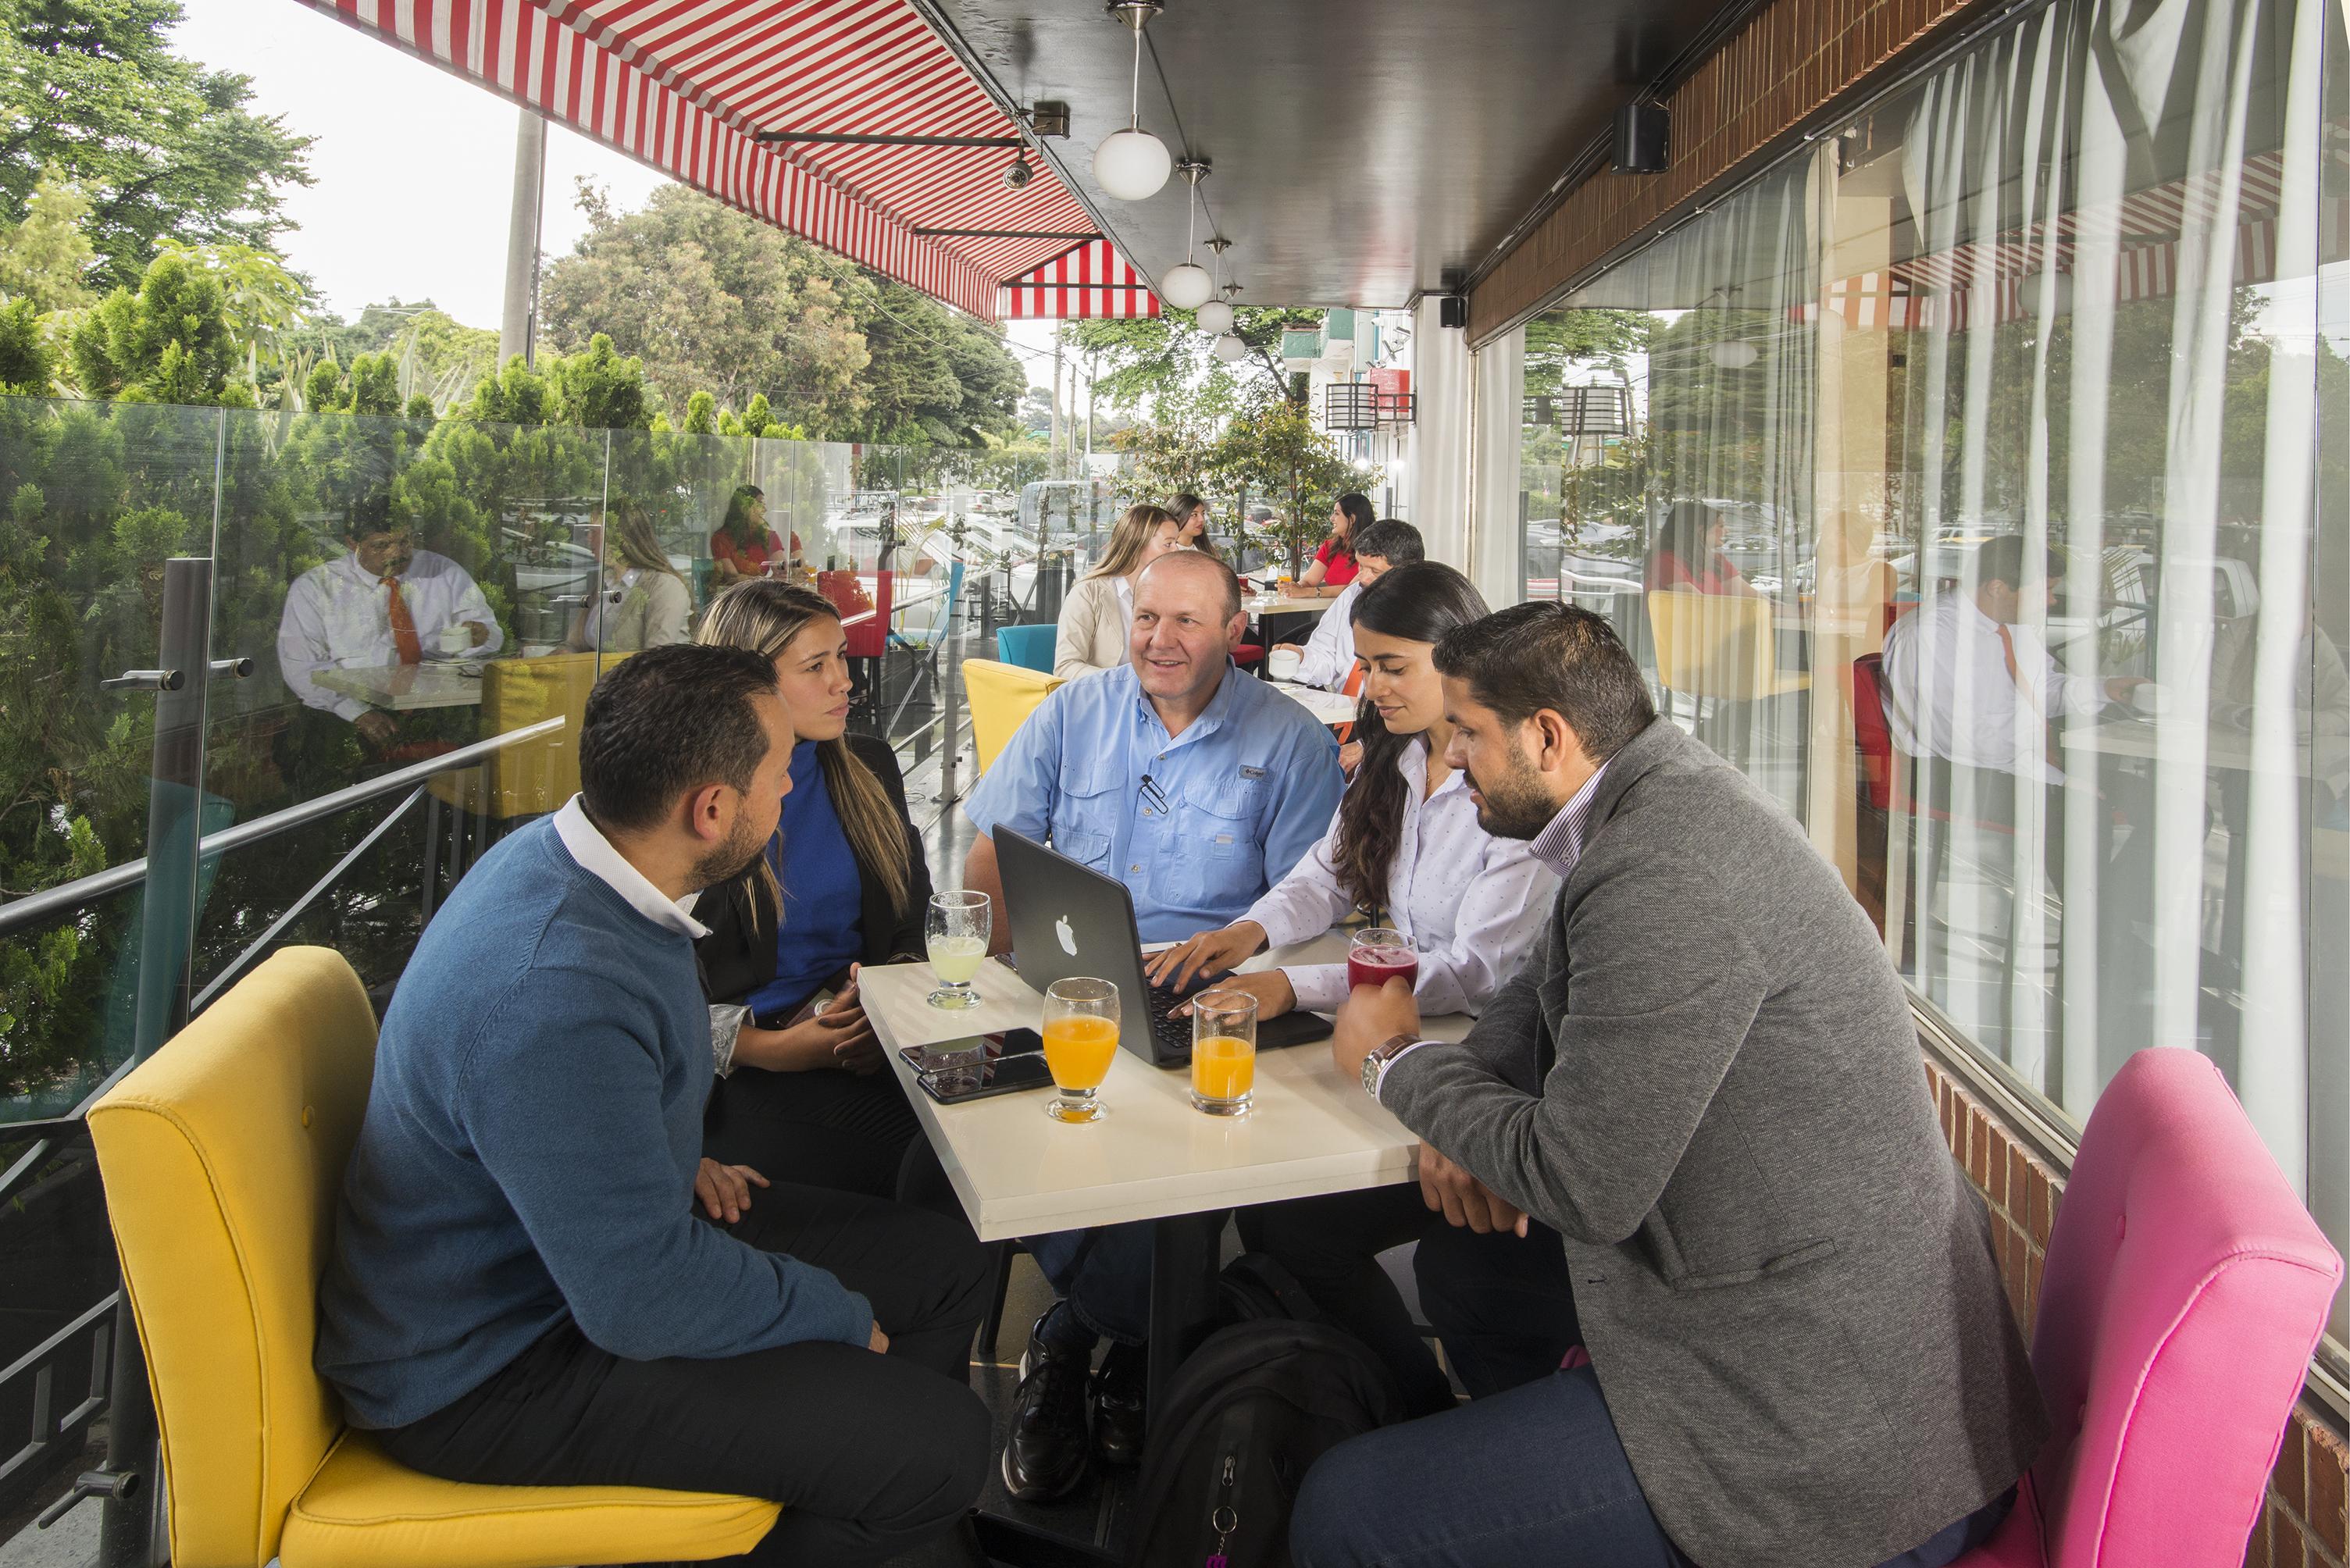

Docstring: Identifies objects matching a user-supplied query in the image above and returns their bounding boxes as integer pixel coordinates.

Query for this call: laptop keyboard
[1146,985,1195,1056]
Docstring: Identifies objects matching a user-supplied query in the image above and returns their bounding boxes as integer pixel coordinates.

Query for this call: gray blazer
[1382,718,2046,1568]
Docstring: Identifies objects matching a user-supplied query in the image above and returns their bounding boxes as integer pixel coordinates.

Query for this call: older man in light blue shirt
[963,551,1343,947]
[961,548,1344,1503]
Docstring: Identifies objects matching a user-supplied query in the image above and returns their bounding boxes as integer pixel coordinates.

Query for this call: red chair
[1950,1049,2340,1565]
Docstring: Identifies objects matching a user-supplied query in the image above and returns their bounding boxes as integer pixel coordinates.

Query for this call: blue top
[747,741,865,1021]
[316,818,872,1430]
[964,663,1345,943]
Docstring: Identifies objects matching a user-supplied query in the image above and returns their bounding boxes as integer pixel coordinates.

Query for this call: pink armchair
[1955,1049,2341,1566]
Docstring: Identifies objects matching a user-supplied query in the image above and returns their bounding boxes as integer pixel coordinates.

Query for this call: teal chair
[996,623,1056,672]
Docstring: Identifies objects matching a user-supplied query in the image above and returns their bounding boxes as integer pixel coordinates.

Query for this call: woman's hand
[1145,921,1268,991]
[731,989,879,1074]
[695,1158,768,1224]
[1173,968,1295,1021]
[1338,740,1364,777]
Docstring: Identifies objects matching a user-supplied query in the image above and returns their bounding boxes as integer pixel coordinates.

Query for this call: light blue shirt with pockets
[964,662,1345,943]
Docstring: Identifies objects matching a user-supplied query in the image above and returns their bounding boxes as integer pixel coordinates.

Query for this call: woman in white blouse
[1054,503,1185,679]
[1146,561,1557,1021]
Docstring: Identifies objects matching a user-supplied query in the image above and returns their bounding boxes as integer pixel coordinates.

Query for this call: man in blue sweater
[317,644,991,1565]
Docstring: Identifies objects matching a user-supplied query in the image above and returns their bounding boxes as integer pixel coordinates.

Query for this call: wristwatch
[1360,1032,1423,1099]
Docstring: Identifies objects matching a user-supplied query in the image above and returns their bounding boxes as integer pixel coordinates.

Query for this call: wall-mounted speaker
[1439,295,1467,330]
[1614,102,1669,173]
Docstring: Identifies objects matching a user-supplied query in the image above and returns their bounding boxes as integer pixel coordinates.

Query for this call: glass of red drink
[1347,928,1418,992]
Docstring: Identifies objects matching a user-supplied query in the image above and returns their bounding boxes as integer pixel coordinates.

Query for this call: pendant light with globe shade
[1194,239,1235,334]
[1093,2,1172,201]
[1158,160,1214,309]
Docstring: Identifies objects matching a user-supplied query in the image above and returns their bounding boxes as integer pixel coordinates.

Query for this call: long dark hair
[1329,562,1491,915]
[719,484,767,548]
[1329,492,1375,561]
[1650,499,1717,570]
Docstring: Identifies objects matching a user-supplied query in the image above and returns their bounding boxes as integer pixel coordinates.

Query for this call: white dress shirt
[1881,592,2102,784]
[1243,738,1559,1016]
[551,795,709,939]
[276,549,505,722]
[1292,580,1362,691]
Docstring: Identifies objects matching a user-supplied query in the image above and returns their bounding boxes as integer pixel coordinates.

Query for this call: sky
[168,0,1068,394]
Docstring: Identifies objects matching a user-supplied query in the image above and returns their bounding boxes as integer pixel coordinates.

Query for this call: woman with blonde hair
[565,500,691,652]
[693,579,936,1200]
[1054,501,1185,679]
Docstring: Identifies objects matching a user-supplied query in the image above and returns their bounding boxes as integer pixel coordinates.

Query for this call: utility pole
[1049,332,1064,472]
[498,108,547,369]
[1085,349,1096,469]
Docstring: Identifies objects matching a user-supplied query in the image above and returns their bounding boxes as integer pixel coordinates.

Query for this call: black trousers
[704,1064,925,1201]
[1238,1184,1582,1420]
[378,1182,993,1566]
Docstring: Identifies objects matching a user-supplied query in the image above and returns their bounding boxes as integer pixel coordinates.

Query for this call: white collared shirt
[1293,579,1362,691]
[1244,738,1559,1017]
[1881,592,2102,784]
[1114,575,1134,638]
[276,549,506,722]
[551,795,710,939]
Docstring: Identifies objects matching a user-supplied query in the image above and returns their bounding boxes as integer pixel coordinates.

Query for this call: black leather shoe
[1001,1312,1091,1502]
[1091,1339,1147,1468]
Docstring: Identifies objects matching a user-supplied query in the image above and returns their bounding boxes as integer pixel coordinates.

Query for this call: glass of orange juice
[1041,978,1120,1124]
[1189,989,1256,1117]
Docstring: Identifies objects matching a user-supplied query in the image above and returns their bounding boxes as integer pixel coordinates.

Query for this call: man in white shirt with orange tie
[277,504,503,758]
[1881,533,2143,877]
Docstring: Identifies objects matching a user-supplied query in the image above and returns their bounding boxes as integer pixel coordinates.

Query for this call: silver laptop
[994,828,1332,1066]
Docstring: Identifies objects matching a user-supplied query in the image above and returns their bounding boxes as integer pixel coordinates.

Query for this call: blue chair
[996,623,1056,672]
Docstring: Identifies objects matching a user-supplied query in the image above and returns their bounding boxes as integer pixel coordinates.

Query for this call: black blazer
[696,731,932,1011]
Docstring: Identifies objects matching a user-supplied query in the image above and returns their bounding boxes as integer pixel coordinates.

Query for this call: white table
[1244,593,1334,619]
[863,930,1471,1243]
[1268,680,1360,729]
[2062,716,2313,775]
[312,662,483,711]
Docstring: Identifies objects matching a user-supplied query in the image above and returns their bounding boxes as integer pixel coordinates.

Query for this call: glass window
[1504,0,2350,1342]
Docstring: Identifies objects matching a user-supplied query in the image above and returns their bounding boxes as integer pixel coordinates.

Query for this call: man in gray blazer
[1299,602,2046,1568]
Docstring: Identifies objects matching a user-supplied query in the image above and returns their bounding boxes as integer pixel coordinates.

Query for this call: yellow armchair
[85,947,779,1568]
[962,658,1064,775]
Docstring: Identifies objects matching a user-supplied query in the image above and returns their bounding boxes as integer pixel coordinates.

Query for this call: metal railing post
[100,555,215,1567]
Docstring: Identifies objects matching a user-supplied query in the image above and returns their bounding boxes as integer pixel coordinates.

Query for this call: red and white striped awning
[297,0,1157,323]
[998,238,1161,320]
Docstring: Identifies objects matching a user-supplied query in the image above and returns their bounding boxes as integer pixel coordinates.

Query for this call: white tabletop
[2062,717,2311,775]
[864,932,1470,1241]
[1268,680,1360,728]
[312,662,484,711]
[1245,593,1334,618]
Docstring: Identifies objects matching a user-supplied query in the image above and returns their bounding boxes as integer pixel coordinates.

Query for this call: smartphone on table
[905,1029,1049,1104]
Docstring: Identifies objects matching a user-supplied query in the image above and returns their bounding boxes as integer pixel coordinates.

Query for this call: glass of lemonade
[1041,977,1120,1124]
[1189,989,1257,1117]
[925,890,991,1009]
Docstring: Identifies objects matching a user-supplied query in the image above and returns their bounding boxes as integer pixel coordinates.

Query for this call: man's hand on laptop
[1146,921,1268,990]
[1417,1144,1529,1238]
[695,1158,768,1224]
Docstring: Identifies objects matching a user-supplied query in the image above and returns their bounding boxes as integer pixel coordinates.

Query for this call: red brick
[2273,1508,2308,1568]
[2308,1422,2349,1555]
[1987,1131,2009,1206]
[2024,1246,2043,1327]
[1970,1107,1997,1188]
[2007,1146,2029,1222]
[2247,1501,2273,1568]
[2279,1417,2311,1518]
[2027,1164,2055,1245]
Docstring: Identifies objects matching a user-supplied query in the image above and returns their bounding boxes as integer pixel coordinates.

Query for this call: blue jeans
[1027,1222,1155,1346]
[1292,1367,2010,1568]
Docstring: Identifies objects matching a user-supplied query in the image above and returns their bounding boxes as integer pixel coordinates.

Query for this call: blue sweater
[316,818,873,1430]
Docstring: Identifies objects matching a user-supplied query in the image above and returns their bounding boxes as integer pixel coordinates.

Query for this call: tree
[1067,306,1313,415]
[69,249,242,404]
[0,173,98,311]
[0,297,53,393]
[0,0,315,292]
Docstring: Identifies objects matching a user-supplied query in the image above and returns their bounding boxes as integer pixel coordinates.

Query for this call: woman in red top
[710,484,803,584]
[1644,500,1757,596]
[1300,492,1374,597]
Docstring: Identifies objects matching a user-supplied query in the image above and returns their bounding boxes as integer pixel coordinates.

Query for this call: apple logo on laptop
[1055,915,1079,957]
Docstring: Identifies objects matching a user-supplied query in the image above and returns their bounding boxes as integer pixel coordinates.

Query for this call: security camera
[1004,152,1034,190]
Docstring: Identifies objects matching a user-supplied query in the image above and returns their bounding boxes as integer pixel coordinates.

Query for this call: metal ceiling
[918,0,1749,309]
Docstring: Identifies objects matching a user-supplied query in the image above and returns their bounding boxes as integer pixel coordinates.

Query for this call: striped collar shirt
[1527,760,1613,882]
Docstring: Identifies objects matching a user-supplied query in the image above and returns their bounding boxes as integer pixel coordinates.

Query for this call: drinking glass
[1346,928,1419,992]
[1189,989,1257,1117]
[925,890,992,1009]
[1041,977,1120,1124]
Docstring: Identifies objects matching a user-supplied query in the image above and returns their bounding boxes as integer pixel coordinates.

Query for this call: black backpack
[1125,1254,1407,1568]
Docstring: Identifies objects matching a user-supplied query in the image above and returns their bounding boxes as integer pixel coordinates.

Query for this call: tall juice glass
[1189,989,1257,1117]
[1346,928,1418,992]
[1041,977,1120,1124]
[926,890,991,1009]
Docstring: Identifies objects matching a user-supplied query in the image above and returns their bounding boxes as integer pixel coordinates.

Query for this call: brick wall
[1465,0,1995,341]
[1920,1054,2350,1566]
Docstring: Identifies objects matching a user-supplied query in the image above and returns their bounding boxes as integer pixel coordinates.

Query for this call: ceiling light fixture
[1211,331,1247,362]
[1093,2,1172,201]
[1195,246,1235,334]
[1159,160,1214,309]
[1708,339,1759,369]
